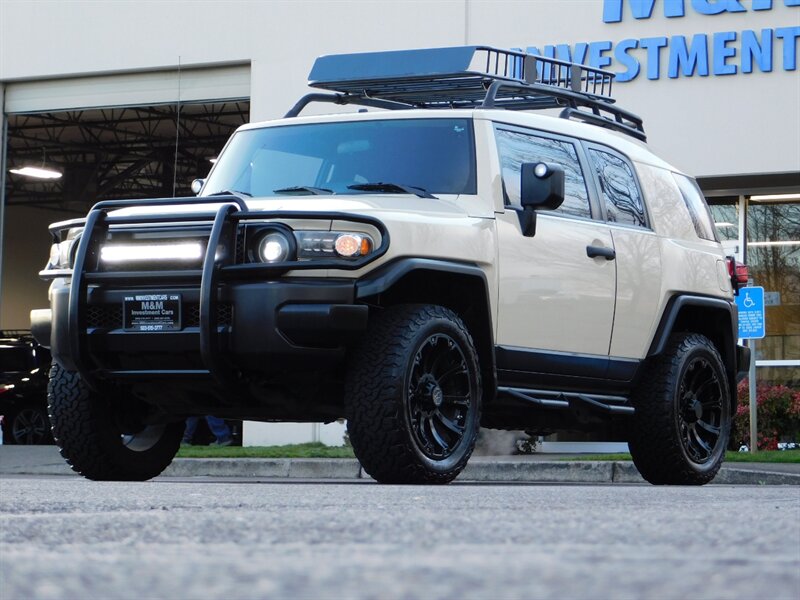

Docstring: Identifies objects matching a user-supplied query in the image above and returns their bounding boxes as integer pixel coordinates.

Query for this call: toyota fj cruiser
[32,46,750,484]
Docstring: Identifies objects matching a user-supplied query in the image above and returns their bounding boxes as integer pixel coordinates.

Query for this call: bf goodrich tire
[47,362,183,481]
[345,304,481,484]
[628,333,731,485]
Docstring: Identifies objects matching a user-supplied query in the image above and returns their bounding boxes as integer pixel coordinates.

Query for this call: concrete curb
[2,447,798,485]
[162,458,362,479]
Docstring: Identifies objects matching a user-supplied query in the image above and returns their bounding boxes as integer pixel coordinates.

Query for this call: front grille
[87,305,123,329]
[86,303,233,329]
[185,303,234,327]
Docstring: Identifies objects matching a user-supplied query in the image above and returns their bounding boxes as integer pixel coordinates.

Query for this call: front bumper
[43,278,368,378]
[37,197,386,389]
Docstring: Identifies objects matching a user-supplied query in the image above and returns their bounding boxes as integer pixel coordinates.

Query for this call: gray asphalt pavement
[1,475,798,600]
[3,446,799,485]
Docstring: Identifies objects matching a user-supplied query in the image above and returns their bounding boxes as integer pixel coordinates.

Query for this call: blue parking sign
[735,286,766,339]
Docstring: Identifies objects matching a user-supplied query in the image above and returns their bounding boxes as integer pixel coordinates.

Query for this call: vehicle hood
[106,194,472,220]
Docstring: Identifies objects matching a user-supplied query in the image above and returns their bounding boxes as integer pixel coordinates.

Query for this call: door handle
[586,245,616,260]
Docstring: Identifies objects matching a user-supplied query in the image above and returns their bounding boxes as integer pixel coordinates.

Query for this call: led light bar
[100,242,204,263]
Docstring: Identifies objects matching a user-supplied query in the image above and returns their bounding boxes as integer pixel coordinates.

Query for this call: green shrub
[731,382,800,450]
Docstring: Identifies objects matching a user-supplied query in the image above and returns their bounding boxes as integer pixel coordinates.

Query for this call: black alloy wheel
[10,407,53,445]
[346,304,482,484]
[628,333,731,485]
[406,334,473,460]
[677,356,724,464]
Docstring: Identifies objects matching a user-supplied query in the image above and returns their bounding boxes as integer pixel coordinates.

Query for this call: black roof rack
[286,46,646,142]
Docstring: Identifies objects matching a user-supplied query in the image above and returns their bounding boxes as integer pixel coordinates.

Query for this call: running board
[497,386,635,416]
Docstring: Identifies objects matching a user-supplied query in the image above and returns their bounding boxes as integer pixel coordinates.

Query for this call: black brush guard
[63,195,389,391]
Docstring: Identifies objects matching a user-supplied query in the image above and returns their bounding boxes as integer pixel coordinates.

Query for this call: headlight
[257,231,293,263]
[47,228,82,269]
[295,231,374,259]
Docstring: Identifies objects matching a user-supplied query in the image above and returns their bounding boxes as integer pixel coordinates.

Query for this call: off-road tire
[629,333,731,485]
[345,304,481,484]
[48,362,183,481]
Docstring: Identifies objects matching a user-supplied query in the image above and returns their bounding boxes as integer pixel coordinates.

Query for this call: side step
[497,386,635,416]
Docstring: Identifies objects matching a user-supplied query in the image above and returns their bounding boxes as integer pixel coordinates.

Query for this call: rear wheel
[628,333,731,485]
[345,304,481,484]
[47,363,183,481]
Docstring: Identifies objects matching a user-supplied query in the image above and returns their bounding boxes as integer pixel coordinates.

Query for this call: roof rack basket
[286,46,646,142]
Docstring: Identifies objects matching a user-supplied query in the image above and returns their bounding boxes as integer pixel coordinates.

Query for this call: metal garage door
[4,63,250,114]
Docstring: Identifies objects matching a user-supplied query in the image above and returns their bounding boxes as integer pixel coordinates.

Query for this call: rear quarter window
[673,174,719,241]
[636,163,702,241]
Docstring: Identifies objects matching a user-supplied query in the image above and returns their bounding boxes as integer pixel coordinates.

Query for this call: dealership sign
[525,0,800,82]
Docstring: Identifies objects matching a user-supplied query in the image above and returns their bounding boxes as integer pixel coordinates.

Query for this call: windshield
[202,118,476,198]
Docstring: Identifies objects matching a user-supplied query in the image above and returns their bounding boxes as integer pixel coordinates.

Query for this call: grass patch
[560,449,800,463]
[176,442,355,459]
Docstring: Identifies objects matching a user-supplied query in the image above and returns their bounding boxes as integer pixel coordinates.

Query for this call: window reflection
[494,127,591,218]
[588,149,647,227]
[709,203,739,243]
[709,198,798,386]
[747,202,800,366]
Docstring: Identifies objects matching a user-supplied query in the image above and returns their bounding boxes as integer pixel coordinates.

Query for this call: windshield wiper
[347,182,438,199]
[273,186,334,195]
[208,189,252,198]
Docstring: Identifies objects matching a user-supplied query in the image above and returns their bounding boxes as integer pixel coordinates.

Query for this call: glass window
[202,118,476,198]
[589,149,647,227]
[708,202,739,243]
[746,201,800,363]
[674,174,718,241]
[494,127,591,219]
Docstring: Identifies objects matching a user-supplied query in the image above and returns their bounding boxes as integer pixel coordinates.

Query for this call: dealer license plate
[123,294,181,332]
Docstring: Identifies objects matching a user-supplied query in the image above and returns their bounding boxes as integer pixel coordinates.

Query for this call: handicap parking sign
[735,286,766,339]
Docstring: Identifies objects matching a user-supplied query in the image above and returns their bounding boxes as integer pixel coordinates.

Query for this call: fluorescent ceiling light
[714,222,735,228]
[9,166,63,179]
[748,240,799,247]
[100,242,203,263]
[208,157,218,163]
[750,193,800,201]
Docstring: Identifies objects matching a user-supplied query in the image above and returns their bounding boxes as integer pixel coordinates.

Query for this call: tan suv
[32,46,750,484]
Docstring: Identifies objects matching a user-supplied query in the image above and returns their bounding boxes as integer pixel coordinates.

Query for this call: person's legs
[205,416,232,444]
[182,416,200,444]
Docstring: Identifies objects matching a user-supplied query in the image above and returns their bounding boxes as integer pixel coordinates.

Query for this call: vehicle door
[583,143,662,361]
[494,124,616,368]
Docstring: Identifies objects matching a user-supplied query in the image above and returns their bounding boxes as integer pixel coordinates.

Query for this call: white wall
[244,421,348,447]
[1,1,798,178]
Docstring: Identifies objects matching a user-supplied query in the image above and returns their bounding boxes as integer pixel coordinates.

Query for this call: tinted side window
[495,128,591,219]
[673,173,718,241]
[589,149,647,228]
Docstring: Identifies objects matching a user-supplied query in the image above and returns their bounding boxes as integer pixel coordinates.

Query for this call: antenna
[172,56,182,197]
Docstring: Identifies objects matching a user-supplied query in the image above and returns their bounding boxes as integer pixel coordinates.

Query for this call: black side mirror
[517,162,566,237]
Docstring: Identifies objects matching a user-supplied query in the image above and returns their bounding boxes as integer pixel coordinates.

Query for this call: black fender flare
[647,294,740,399]
[355,257,497,401]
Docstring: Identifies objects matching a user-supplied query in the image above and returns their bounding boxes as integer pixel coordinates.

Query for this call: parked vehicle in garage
[0,331,53,445]
[31,46,750,484]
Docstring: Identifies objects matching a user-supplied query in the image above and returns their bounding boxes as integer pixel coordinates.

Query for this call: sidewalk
[1,445,799,485]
